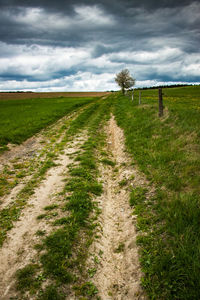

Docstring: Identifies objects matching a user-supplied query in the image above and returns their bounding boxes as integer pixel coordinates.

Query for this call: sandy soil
[89,116,146,300]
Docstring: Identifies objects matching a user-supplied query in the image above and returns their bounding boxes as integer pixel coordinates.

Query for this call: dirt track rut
[88,116,146,299]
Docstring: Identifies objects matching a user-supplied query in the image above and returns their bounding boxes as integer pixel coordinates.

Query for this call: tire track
[89,115,146,300]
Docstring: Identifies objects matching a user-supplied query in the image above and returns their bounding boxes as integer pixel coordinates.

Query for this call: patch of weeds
[36,230,46,236]
[114,242,125,253]
[119,179,128,187]
[13,163,25,170]
[43,212,58,219]
[70,167,93,180]
[37,214,47,220]
[38,285,65,300]
[129,174,135,180]
[73,282,98,297]
[129,187,147,206]
[53,217,72,226]
[16,264,40,293]
[34,244,44,251]
[16,170,26,178]
[39,160,56,176]
[0,176,8,196]
[94,256,100,264]
[65,178,102,196]
[44,204,59,211]
[0,145,8,153]
[47,152,57,158]
[88,268,97,278]
[100,150,107,156]
[101,158,116,167]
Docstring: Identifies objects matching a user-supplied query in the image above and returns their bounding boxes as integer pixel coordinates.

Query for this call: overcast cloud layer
[0,0,200,91]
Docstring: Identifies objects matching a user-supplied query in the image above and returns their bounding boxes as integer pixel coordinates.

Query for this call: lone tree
[115,69,135,95]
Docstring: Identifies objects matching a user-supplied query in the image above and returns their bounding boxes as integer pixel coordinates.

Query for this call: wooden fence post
[158,88,164,117]
[139,91,141,105]
[132,89,134,102]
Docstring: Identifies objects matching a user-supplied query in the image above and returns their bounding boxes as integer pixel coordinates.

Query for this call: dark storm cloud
[0,0,199,48]
[0,0,199,90]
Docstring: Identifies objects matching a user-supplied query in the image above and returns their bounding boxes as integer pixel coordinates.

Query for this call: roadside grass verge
[112,86,200,299]
[0,96,96,149]
[15,99,112,299]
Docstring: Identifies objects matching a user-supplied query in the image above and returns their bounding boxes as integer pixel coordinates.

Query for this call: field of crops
[0,91,111,100]
[0,86,199,299]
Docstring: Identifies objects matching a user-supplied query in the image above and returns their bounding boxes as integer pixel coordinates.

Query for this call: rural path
[0,110,146,299]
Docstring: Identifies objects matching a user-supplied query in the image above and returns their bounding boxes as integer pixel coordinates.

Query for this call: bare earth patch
[0,92,111,100]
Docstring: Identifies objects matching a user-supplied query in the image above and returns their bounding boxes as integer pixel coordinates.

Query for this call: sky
[0,0,200,91]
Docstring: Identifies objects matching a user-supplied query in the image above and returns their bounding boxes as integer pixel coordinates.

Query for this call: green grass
[0,96,95,148]
[100,158,116,166]
[16,264,40,292]
[112,86,200,299]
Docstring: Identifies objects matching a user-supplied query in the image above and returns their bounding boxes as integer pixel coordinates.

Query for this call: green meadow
[0,96,95,150]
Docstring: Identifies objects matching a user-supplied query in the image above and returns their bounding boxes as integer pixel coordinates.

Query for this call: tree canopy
[115,69,135,94]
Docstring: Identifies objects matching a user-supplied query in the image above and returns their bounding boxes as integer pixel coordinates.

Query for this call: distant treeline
[109,84,199,93]
[136,84,199,90]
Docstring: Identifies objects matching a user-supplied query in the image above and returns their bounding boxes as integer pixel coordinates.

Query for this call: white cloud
[74,5,115,26]
[109,47,182,64]
[0,43,90,79]
[0,72,117,92]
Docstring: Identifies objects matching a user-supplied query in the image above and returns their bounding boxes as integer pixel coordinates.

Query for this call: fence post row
[139,91,141,105]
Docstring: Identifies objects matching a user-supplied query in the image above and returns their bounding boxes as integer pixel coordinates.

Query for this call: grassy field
[112,85,200,299]
[0,96,96,150]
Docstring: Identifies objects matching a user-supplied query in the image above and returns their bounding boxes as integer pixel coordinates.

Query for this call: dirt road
[0,110,146,299]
